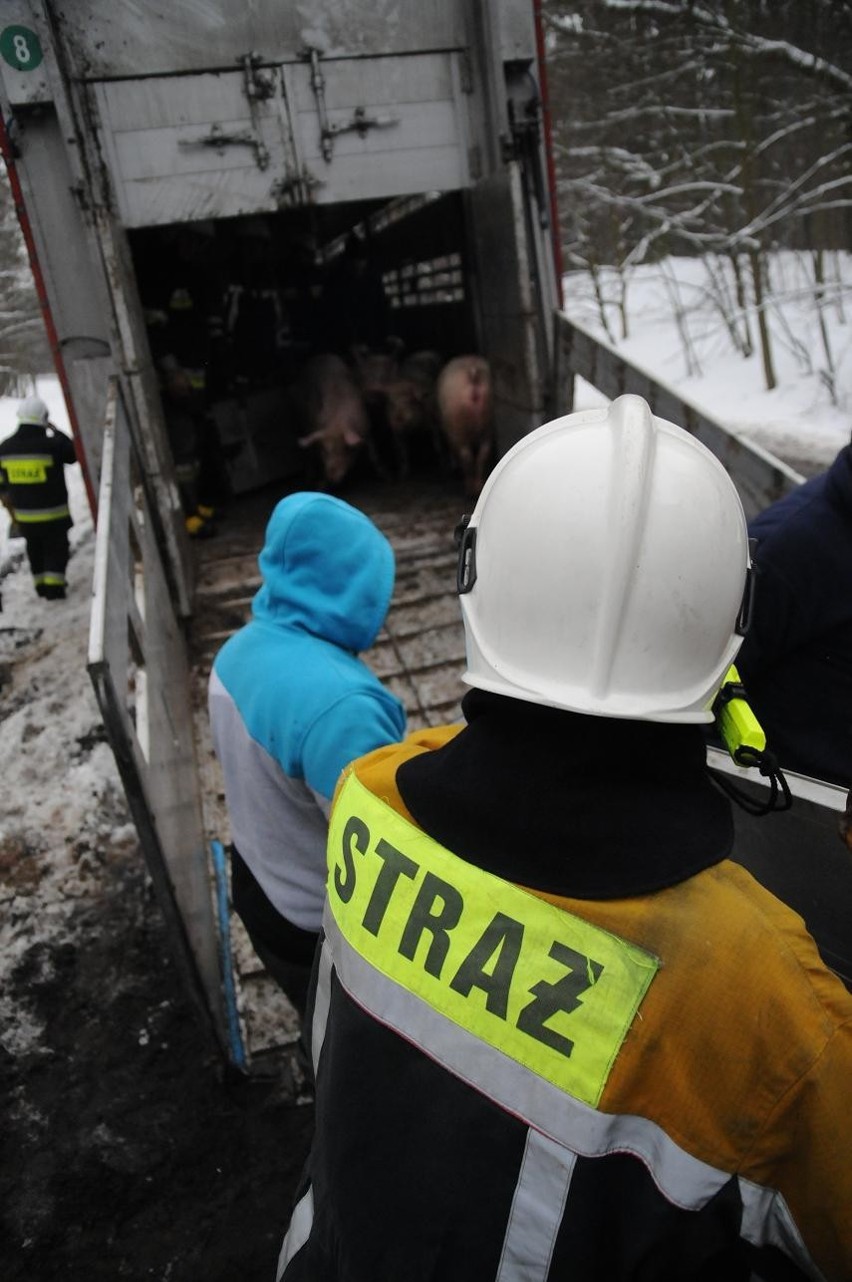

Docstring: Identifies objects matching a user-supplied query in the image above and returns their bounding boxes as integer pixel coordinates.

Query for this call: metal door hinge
[301,45,398,163]
[179,51,277,172]
[239,51,277,101]
[272,169,322,207]
[506,67,549,229]
[179,123,270,171]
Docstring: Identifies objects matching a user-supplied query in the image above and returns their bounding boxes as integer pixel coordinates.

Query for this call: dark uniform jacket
[279,691,852,1282]
[737,445,852,786]
[0,420,76,528]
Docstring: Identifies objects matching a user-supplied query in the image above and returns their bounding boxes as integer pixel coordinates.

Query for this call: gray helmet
[17,395,49,425]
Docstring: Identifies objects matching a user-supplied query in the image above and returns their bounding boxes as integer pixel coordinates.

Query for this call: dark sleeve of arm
[736,559,795,677]
[302,692,407,803]
[51,428,78,465]
[737,543,821,679]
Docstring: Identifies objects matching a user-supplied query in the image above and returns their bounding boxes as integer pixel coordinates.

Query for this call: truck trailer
[0,0,848,1071]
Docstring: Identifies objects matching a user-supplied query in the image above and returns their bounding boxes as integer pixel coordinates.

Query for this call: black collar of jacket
[7,422,47,442]
[396,689,734,900]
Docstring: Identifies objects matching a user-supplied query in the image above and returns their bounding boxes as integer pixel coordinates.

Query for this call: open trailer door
[87,379,228,1056]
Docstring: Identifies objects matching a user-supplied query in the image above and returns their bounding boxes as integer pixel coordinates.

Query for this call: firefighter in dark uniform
[278,395,852,1282]
[0,395,77,599]
[144,225,229,537]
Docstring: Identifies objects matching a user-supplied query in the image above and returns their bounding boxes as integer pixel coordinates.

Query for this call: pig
[399,349,442,388]
[348,344,407,479]
[350,344,400,401]
[350,348,442,480]
[294,353,370,490]
[381,350,443,479]
[435,354,494,497]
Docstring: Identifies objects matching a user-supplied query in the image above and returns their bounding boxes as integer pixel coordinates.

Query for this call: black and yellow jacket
[280,690,852,1282]
[0,421,76,527]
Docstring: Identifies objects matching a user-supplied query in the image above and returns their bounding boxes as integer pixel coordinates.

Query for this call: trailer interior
[127,191,482,508]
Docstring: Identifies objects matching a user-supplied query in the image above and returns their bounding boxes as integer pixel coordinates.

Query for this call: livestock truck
[0,0,848,1071]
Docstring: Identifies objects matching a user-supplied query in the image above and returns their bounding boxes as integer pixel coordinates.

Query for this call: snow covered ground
[564,251,851,472]
[0,377,138,1059]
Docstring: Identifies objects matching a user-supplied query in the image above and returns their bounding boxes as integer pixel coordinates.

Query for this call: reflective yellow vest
[281,730,852,1282]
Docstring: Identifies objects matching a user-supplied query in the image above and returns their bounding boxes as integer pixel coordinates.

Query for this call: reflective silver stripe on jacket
[311,936,333,1072]
[14,504,70,522]
[277,1187,314,1281]
[276,940,332,1279]
[496,1130,576,1282]
[739,1179,827,1278]
[321,901,822,1281]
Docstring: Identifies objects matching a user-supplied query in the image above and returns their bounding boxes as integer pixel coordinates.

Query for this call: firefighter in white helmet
[0,395,77,599]
[278,395,852,1282]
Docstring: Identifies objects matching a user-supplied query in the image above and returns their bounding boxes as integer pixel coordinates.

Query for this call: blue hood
[252,492,395,653]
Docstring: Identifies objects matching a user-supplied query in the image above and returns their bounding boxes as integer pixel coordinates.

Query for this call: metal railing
[87,378,227,1056]
[551,312,804,520]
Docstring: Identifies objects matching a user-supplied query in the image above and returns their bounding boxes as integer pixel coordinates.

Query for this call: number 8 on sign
[0,26,44,71]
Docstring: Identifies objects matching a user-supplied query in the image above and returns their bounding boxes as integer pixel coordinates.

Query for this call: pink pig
[296,354,369,489]
[436,355,494,497]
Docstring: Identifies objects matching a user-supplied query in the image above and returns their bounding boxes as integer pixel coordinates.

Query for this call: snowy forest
[543,0,852,404]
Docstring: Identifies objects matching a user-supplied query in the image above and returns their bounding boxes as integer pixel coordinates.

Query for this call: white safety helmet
[17,394,49,425]
[456,394,752,723]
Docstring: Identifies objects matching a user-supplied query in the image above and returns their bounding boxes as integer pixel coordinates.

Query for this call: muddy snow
[0,383,313,1281]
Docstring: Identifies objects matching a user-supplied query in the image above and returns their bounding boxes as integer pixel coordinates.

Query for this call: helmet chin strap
[709,749,792,816]
[454,515,477,594]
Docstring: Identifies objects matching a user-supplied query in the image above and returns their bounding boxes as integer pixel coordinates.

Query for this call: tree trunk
[749,250,776,391]
[729,253,753,356]
[589,262,615,343]
[812,247,837,404]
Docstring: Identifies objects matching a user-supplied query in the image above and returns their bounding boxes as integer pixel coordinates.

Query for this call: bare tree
[543,0,852,391]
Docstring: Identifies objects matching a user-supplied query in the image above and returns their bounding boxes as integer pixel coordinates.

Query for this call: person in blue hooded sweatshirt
[208,492,406,1018]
